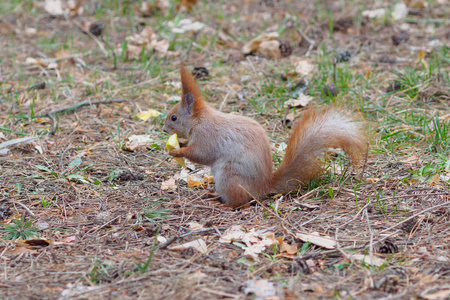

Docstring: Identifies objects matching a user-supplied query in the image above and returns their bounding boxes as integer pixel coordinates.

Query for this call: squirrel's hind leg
[215,176,252,208]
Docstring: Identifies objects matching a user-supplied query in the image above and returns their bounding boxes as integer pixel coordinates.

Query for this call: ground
[0,0,449,299]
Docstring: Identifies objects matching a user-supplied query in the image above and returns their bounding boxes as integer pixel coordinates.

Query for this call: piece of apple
[166,134,186,167]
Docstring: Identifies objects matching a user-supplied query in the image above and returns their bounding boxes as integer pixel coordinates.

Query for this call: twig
[39,98,132,135]
[296,27,316,57]
[218,90,232,112]
[364,208,375,266]
[0,81,46,99]
[13,201,35,217]
[86,216,121,234]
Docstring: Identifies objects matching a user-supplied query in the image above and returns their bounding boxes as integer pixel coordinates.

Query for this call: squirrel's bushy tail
[273,108,367,193]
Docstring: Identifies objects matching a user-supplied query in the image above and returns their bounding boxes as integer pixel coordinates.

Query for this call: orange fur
[180,65,208,115]
[164,67,368,208]
[273,108,367,192]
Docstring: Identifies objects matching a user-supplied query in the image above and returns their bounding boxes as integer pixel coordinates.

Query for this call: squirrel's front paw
[169,149,182,157]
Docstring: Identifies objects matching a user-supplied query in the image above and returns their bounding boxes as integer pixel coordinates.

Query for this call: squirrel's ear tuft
[180,65,206,112]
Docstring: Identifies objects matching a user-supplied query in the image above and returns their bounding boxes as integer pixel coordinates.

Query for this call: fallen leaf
[188,222,204,231]
[124,135,154,151]
[156,236,168,245]
[429,173,440,185]
[400,155,419,164]
[44,0,64,15]
[362,8,387,19]
[295,232,336,249]
[366,177,380,183]
[120,26,173,59]
[242,32,279,55]
[4,247,39,257]
[161,178,177,191]
[350,254,385,266]
[244,279,276,300]
[136,109,162,121]
[219,226,278,261]
[54,236,76,244]
[284,93,313,108]
[293,59,315,79]
[168,19,205,34]
[258,40,281,59]
[169,239,207,254]
[391,2,409,20]
[187,175,214,187]
[279,241,298,259]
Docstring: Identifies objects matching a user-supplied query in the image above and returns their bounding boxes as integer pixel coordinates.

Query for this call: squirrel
[163,66,368,208]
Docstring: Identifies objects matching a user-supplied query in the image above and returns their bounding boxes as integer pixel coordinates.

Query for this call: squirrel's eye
[171,115,177,121]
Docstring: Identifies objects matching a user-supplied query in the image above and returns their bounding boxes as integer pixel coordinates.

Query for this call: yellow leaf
[136,109,162,121]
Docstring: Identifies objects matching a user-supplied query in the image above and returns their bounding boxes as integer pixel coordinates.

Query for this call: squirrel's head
[163,66,208,139]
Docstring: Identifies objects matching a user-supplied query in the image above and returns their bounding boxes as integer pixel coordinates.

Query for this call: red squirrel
[163,66,367,208]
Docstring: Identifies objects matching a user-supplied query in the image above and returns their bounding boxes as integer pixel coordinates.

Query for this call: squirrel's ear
[180,65,205,113]
[182,92,196,114]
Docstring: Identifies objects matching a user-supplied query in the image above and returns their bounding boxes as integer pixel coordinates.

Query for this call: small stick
[218,90,232,112]
[1,81,46,97]
[13,201,35,217]
[86,216,121,234]
[296,27,316,57]
[39,98,131,135]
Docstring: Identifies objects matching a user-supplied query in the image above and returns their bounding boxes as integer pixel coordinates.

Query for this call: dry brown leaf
[242,32,279,55]
[169,239,207,254]
[292,59,315,79]
[258,40,281,59]
[161,178,177,191]
[350,254,384,266]
[429,173,440,185]
[188,222,204,231]
[400,155,419,164]
[187,175,214,187]
[44,0,64,15]
[121,26,172,59]
[124,135,154,151]
[284,94,313,108]
[219,226,278,261]
[54,236,76,244]
[244,279,276,300]
[366,177,380,183]
[5,247,39,257]
[279,241,298,259]
[295,232,336,249]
